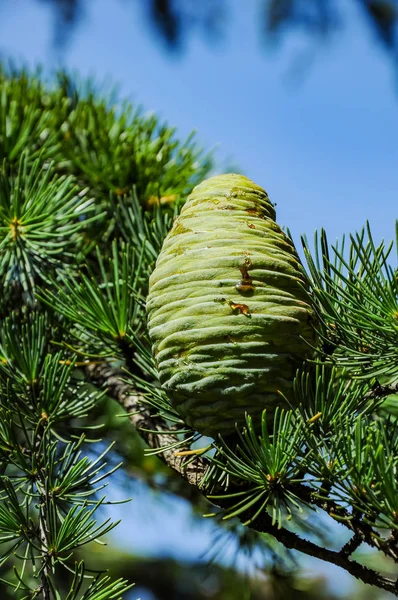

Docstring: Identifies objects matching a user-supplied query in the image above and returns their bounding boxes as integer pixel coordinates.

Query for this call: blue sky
[1,0,397,250]
[0,1,396,597]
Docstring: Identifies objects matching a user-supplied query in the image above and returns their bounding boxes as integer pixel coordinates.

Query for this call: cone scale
[146,174,316,436]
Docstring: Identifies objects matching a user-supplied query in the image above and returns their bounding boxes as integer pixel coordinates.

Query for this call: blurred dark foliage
[37,0,81,47]
[7,0,398,59]
[0,547,349,600]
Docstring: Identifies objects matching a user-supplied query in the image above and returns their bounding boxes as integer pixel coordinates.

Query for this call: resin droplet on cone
[146,174,316,436]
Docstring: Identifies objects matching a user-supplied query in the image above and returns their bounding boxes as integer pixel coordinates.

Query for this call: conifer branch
[2,68,397,599]
[232,510,398,596]
[39,502,51,600]
[340,533,363,557]
[85,361,398,597]
[85,362,206,487]
[287,484,398,562]
[0,67,211,598]
[366,381,398,400]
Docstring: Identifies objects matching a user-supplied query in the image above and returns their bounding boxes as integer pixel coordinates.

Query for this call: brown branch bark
[39,502,51,600]
[85,363,398,597]
[366,381,398,400]
[288,483,398,562]
[85,362,206,486]
[235,510,398,595]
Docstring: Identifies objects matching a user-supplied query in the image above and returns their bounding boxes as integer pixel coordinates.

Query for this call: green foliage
[60,562,133,600]
[1,64,398,599]
[196,225,398,565]
[209,410,307,527]
[0,154,94,295]
[0,69,63,164]
[301,225,398,378]
[40,241,145,356]
[117,191,177,277]
[59,89,208,202]
[0,67,212,599]
[0,312,131,598]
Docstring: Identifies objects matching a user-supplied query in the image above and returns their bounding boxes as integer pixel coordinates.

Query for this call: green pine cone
[146,173,316,436]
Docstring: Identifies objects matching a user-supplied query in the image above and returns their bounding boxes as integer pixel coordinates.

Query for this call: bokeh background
[1,1,397,598]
